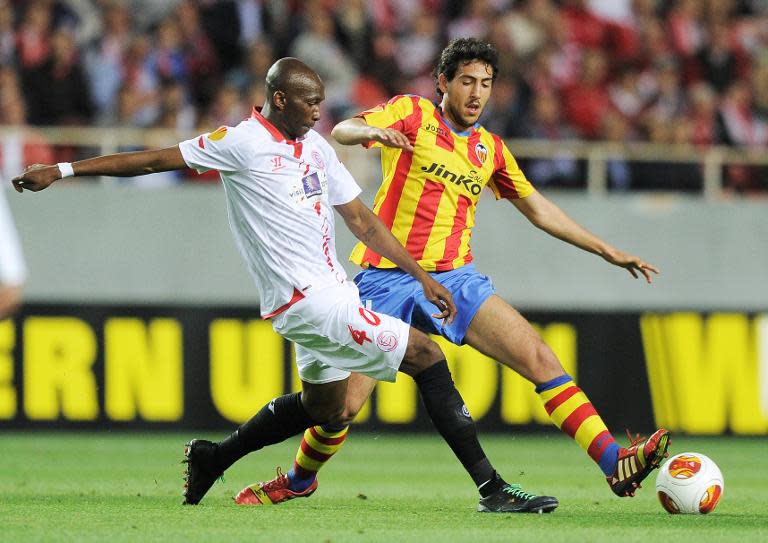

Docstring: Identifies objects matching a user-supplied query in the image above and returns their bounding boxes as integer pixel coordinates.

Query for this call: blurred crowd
[0,0,766,191]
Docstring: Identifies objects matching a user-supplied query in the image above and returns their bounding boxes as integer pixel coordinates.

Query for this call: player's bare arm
[331,118,414,152]
[512,192,660,283]
[335,197,456,323]
[12,146,187,193]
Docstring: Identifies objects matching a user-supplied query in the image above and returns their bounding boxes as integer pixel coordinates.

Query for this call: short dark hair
[434,38,499,97]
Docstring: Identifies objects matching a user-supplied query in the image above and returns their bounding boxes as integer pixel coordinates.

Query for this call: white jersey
[179,109,362,317]
[0,187,26,286]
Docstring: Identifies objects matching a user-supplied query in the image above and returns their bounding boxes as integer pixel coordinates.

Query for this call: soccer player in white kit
[12,58,558,513]
[0,187,26,319]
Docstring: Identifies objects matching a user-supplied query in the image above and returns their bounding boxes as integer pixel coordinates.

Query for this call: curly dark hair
[433,38,499,98]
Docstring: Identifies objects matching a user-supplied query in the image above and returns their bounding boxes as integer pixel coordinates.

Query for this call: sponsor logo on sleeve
[208,126,228,141]
[311,150,325,169]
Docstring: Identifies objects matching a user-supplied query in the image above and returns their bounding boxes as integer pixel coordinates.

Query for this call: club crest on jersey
[376,331,398,352]
[474,142,488,164]
[302,172,322,197]
[311,150,325,169]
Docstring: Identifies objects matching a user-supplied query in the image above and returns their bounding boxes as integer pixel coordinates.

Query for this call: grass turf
[0,432,765,543]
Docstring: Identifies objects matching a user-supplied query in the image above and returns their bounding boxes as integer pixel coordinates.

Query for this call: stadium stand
[0,0,766,192]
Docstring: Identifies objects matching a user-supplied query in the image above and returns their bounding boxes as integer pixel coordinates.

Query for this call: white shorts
[0,189,26,286]
[271,282,410,384]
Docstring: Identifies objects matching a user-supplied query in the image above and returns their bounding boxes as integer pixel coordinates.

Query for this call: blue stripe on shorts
[354,263,495,345]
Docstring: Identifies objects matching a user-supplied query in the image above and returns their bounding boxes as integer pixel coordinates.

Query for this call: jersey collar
[250,106,305,143]
[434,104,480,137]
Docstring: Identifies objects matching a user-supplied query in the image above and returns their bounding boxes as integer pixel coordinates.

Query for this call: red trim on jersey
[360,100,423,267]
[435,194,471,271]
[490,134,520,199]
[251,107,287,142]
[197,135,205,149]
[467,131,483,167]
[262,287,305,319]
[292,142,303,159]
[405,180,445,260]
[432,109,455,151]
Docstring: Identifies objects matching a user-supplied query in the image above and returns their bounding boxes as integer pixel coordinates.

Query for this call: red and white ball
[656,452,724,514]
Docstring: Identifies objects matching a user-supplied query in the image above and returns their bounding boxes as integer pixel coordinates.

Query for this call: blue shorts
[354,263,496,345]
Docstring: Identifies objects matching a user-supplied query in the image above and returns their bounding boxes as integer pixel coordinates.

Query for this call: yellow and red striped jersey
[350,94,536,271]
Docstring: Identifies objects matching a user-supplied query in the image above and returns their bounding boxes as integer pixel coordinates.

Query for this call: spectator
[85,2,132,120]
[695,21,739,91]
[686,81,723,145]
[0,1,764,191]
[447,0,493,42]
[644,59,687,121]
[520,91,583,188]
[176,0,221,106]
[289,5,357,118]
[500,0,556,59]
[16,1,52,70]
[395,7,440,79]
[22,28,93,125]
[563,48,613,138]
[609,64,652,122]
[599,111,634,191]
[226,39,274,95]
[0,0,15,66]
[333,0,375,72]
[561,0,608,49]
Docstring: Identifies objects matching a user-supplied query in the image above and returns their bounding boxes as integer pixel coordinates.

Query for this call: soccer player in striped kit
[256,38,670,506]
[12,57,559,513]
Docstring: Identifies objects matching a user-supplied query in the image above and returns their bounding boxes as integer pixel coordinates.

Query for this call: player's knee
[532,341,564,376]
[329,410,355,427]
[399,330,445,375]
[415,334,443,362]
[300,396,345,426]
[338,404,360,425]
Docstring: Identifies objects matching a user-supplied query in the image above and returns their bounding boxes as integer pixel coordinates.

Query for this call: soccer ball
[655,452,724,514]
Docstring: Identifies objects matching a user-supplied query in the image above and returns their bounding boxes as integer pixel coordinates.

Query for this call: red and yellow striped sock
[536,375,620,476]
[288,425,348,490]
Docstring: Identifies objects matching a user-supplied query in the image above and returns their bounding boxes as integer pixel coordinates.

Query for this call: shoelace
[502,484,537,502]
[260,467,289,492]
[625,429,646,449]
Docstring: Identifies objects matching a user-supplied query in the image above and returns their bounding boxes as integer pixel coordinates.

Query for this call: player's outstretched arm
[511,192,660,283]
[331,118,413,151]
[335,197,455,323]
[12,146,187,193]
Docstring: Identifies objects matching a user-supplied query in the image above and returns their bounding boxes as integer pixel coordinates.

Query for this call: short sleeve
[178,126,248,173]
[357,95,422,149]
[324,145,362,206]
[487,136,536,200]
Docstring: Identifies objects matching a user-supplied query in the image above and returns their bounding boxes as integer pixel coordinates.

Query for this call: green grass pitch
[1,432,766,543]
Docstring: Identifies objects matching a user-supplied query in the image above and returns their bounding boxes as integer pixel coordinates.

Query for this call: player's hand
[369,127,414,152]
[420,276,457,325]
[12,164,61,193]
[603,249,660,283]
